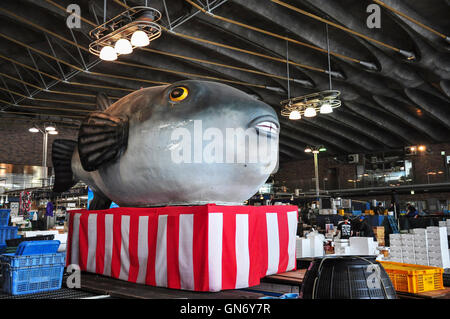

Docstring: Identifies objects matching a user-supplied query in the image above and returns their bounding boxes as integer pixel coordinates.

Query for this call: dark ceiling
[0,0,449,162]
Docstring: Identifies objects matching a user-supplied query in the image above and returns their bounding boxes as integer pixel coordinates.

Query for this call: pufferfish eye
[169,87,189,102]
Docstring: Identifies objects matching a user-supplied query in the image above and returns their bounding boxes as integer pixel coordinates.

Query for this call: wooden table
[79,272,265,299]
[79,271,450,299]
[396,287,450,299]
[262,269,306,286]
[260,268,450,299]
[241,269,306,296]
[297,257,314,270]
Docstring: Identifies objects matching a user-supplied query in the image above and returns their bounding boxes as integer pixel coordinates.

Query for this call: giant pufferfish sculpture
[52,80,280,210]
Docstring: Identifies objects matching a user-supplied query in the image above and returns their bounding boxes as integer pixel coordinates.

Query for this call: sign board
[10,202,19,218]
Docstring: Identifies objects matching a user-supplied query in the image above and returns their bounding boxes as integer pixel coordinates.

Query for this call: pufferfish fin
[96,92,112,111]
[52,139,78,193]
[78,112,129,172]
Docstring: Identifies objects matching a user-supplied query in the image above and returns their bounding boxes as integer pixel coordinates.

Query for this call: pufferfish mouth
[249,115,280,136]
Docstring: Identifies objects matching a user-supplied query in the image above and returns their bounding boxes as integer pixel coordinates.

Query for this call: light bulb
[29,127,39,133]
[319,102,333,114]
[45,125,55,131]
[114,38,133,54]
[304,107,317,117]
[99,46,117,61]
[289,110,301,120]
[131,30,149,47]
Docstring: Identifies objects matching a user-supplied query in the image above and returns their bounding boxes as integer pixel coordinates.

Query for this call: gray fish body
[70,80,279,207]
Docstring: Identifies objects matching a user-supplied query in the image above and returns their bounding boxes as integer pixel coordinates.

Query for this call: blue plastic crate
[0,252,66,268]
[0,226,18,245]
[2,263,65,295]
[15,240,60,256]
[0,209,10,227]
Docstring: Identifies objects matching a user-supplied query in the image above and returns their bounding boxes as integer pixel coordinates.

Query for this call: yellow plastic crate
[380,261,444,293]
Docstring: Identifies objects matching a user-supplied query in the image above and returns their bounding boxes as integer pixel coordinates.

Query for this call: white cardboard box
[23,230,59,238]
[390,234,401,240]
[306,232,325,257]
[335,246,351,255]
[349,237,377,255]
[415,258,429,266]
[296,237,312,258]
[425,226,450,268]
[413,241,427,248]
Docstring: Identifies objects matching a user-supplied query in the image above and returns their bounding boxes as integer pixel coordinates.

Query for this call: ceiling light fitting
[281,90,341,119]
[281,24,341,120]
[89,6,162,61]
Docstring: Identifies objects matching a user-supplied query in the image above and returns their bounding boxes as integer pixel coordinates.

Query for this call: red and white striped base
[67,204,298,292]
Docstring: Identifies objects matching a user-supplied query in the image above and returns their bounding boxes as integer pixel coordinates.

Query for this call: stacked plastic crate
[0,209,19,253]
[0,240,65,295]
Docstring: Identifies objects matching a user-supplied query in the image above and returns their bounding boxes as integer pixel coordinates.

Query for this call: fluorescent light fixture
[114,38,133,54]
[99,46,117,61]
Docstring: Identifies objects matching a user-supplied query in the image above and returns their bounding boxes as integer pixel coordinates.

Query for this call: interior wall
[275,143,450,191]
[0,120,78,167]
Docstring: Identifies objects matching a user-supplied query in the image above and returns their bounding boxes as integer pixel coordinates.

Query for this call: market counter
[79,272,265,299]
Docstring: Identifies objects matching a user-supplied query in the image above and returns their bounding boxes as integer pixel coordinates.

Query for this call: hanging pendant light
[131,30,150,47]
[320,102,333,114]
[89,4,161,60]
[280,24,340,120]
[114,38,133,54]
[289,110,301,120]
[304,107,317,117]
[99,45,117,61]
